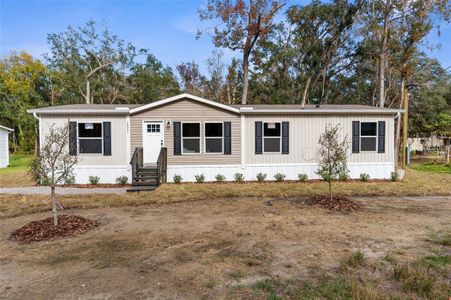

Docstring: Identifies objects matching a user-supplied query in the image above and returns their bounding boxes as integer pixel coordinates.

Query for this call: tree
[35,125,78,225]
[198,0,285,104]
[316,124,349,200]
[176,61,207,96]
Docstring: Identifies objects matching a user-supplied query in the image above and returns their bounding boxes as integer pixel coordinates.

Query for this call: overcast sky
[1,0,450,74]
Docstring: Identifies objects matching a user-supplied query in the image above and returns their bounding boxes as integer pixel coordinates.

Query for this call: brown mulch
[9,215,99,244]
[305,195,360,211]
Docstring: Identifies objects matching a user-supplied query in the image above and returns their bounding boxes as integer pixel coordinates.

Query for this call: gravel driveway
[0,186,127,195]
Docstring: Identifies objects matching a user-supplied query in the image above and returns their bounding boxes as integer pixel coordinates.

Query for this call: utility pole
[401,87,409,169]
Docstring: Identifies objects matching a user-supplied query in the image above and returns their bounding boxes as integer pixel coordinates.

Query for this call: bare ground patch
[0,196,450,299]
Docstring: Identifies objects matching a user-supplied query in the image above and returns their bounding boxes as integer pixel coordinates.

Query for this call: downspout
[32,112,42,154]
[393,112,401,172]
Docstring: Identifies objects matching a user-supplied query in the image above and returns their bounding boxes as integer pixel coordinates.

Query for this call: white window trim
[204,121,224,154]
[77,121,103,155]
[146,123,161,133]
[262,121,282,154]
[181,122,201,155]
[360,122,378,152]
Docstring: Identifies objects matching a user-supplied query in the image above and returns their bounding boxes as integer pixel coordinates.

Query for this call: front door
[142,121,164,164]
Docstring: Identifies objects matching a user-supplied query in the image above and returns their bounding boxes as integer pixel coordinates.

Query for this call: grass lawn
[0,154,35,187]
[0,196,450,299]
[410,163,451,174]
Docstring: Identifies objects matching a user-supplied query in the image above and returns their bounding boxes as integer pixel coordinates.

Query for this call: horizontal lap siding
[40,115,128,166]
[244,114,394,164]
[130,99,241,165]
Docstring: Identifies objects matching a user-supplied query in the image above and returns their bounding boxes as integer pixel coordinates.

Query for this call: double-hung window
[205,122,223,153]
[263,122,281,153]
[78,122,103,154]
[182,123,200,154]
[360,122,377,151]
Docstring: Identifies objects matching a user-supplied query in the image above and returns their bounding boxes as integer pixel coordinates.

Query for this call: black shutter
[282,121,289,154]
[174,122,181,155]
[352,121,360,153]
[378,121,385,153]
[69,121,77,156]
[224,122,231,155]
[103,122,111,156]
[255,121,262,154]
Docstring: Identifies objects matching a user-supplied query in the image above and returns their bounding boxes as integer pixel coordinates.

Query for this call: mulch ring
[9,215,100,244]
[305,195,360,211]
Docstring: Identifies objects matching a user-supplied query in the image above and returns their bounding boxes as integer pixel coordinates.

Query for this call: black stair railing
[130,147,143,182]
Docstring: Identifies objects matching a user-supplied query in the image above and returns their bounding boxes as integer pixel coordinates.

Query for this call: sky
[1,0,450,74]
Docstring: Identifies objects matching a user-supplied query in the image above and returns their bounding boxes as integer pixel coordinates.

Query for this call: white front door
[142,121,164,164]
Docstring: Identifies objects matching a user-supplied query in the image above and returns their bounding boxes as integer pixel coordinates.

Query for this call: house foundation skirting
[72,165,131,184]
[167,162,394,183]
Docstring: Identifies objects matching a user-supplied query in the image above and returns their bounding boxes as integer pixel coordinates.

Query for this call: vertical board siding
[244,114,394,164]
[40,115,128,166]
[130,98,241,165]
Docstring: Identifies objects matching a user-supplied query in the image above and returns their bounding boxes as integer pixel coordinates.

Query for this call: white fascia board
[239,108,404,114]
[0,125,14,132]
[26,109,130,115]
[130,93,240,114]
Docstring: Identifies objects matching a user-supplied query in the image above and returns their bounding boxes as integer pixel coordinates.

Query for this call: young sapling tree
[38,124,78,225]
[316,124,349,200]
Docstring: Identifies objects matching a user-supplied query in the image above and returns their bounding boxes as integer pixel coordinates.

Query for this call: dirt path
[0,196,450,299]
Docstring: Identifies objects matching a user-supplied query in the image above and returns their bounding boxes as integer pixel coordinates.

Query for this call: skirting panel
[167,163,394,182]
[73,165,131,184]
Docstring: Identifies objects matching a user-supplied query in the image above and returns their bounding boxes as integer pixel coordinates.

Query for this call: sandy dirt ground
[0,196,450,299]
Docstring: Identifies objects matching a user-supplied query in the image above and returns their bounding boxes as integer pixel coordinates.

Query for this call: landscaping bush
[215,174,225,182]
[173,175,182,184]
[338,172,349,181]
[274,172,286,182]
[360,173,370,182]
[195,174,205,183]
[116,176,128,185]
[298,173,308,182]
[234,173,244,183]
[28,155,41,184]
[64,176,76,185]
[89,176,100,185]
[256,172,267,182]
[390,171,399,182]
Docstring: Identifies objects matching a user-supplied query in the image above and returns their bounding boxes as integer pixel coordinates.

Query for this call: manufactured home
[0,125,14,168]
[28,93,402,189]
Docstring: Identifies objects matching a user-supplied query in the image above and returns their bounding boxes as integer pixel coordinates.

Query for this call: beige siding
[130,98,241,165]
[40,115,128,166]
[244,114,394,164]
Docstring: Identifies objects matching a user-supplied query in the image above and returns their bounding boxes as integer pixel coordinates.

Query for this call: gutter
[27,108,130,115]
[239,108,404,115]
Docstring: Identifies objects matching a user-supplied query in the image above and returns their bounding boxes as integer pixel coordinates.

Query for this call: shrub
[234,173,244,183]
[28,155,42,184]
[256,173,267,182]
[173,175,182,184]
[116,176,128,185]
[274,172,286,182]
[343,251,366,268]
[298,173,308,182]
[215,174,226,182]
[40,176,51,186]
[89,176,100,185]
[338,172,349,181]
[64,176,76,185]
[195,174,205,183]
[360,173,370,182]
[390,171,399,182]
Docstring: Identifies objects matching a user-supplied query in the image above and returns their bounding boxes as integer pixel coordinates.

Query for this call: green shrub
[298,173,308,182]
[390,171,399,182]
[256,172,267,182]
[274,172,286,182]
[115,176,128,185]
[234,173,244,183]
[360,173,370,182]
[28,155,42,184]
[89,176,100,185]
[195,174,205,183]
[64,176,76,185]
[338,172,349,181]
[40,176,51,186]
[215,174,225,182]
[173,175,182,184]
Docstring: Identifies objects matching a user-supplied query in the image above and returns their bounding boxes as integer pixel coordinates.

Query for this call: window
[263,122,281,153]
[182,123,200,154]
[147,123,160,133]
[360,122,377,151]
[78,122,102,154]
[205,123,223,153]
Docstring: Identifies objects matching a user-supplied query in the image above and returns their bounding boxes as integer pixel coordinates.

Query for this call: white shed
[0,125,14,168]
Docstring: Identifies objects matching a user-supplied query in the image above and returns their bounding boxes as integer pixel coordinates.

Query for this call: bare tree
[37,125,78,225]
[316,124,349,200]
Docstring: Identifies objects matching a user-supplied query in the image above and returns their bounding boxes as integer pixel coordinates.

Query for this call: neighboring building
[0,125,14,168]
[28,93,402,188]
[409,136,449,152]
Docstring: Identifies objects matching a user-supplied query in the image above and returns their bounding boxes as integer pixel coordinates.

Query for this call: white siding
[0,129,9,168]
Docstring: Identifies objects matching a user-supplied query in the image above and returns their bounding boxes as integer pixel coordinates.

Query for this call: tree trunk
[301,76,312,108]
[241,53,249,105]
[85,80,91,104]
[328,180,332,200]
[378,4,390,108]
[51,185,58,226]
[394,78,405,167]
